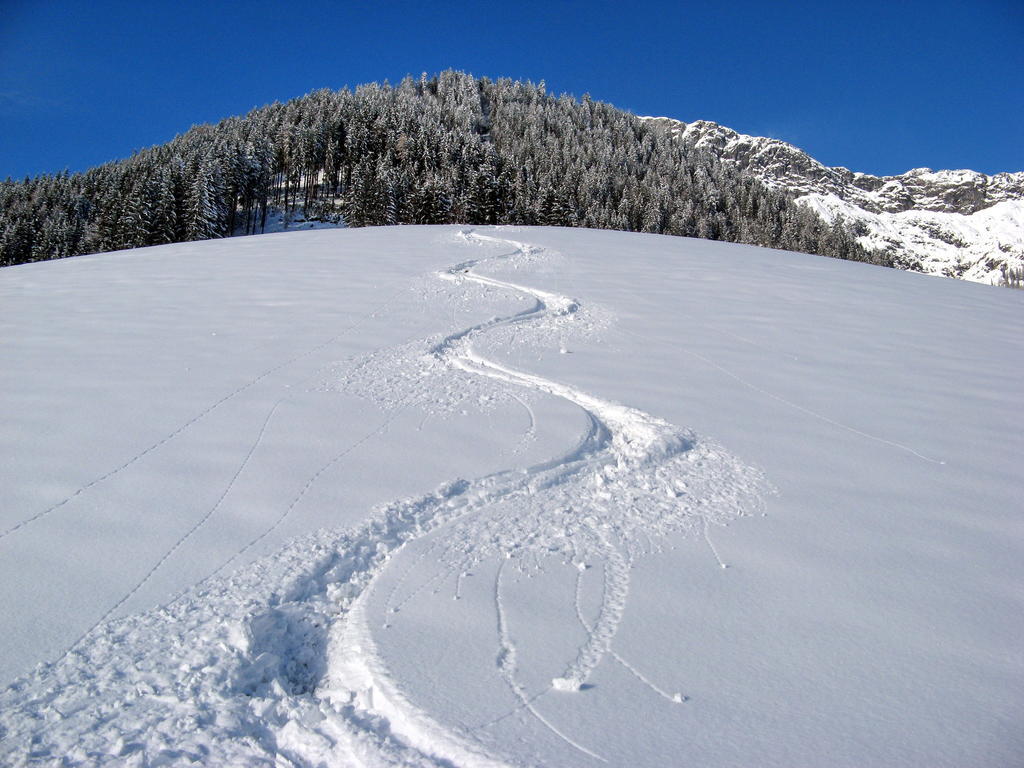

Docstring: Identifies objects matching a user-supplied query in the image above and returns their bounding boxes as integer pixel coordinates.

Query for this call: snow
[643,116,1024,284]
[1,226,1021,766]
[800,194,1024,282]
[241,208,346,235]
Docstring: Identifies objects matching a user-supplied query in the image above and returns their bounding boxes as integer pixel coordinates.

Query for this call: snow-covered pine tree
[0,70,881,269]
[184,162,225,241]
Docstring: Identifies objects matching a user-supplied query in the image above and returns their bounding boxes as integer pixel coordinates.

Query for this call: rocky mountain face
[645,117,1024,283]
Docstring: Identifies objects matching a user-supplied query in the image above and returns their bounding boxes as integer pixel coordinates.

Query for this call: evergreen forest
[0,71,880,269]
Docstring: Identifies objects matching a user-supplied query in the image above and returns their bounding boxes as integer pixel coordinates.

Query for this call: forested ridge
[0,71,880,268]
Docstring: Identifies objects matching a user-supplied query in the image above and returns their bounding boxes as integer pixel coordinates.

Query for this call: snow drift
[0,226,1021,766]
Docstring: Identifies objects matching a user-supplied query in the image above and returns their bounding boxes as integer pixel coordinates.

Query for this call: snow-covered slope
[645,116,1024,283]
[1,227,1021,766]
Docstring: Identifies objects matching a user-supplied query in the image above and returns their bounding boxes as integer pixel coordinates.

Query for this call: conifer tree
[184,162,224,241]
[0,70,884,269]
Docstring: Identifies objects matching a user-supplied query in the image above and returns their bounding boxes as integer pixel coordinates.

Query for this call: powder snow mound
[0,227,769,766]
[0,225,1021,766]
[644,116,1024,283]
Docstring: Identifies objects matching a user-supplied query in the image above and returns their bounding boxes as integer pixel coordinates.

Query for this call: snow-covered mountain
[1,227,1021,766]
[645,116,1024,283]
[0,72,882,272]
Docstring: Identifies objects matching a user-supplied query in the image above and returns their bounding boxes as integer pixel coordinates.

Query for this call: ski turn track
[0,230,770,766]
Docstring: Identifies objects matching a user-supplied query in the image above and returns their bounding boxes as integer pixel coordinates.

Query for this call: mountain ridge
[643,116,1024,282]
[2,71,1018,284]
[0,72,871,271]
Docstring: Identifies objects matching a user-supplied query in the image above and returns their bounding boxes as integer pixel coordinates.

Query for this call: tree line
[0,71,881,268]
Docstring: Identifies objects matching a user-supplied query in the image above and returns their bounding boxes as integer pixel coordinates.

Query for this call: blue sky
[1,0,1021,180]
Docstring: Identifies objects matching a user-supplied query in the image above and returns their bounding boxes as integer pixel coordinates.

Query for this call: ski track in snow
[681,344,946,465]
[493,560,607,763]
[0,230,770,766]
[59,400,285,661]
[205,398,418,583]
[620,324,946,466]
[0,281,414,545]
[572,567,685,705]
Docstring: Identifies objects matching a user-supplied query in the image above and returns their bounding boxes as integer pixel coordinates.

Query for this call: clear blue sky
[1,0,1021,180]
